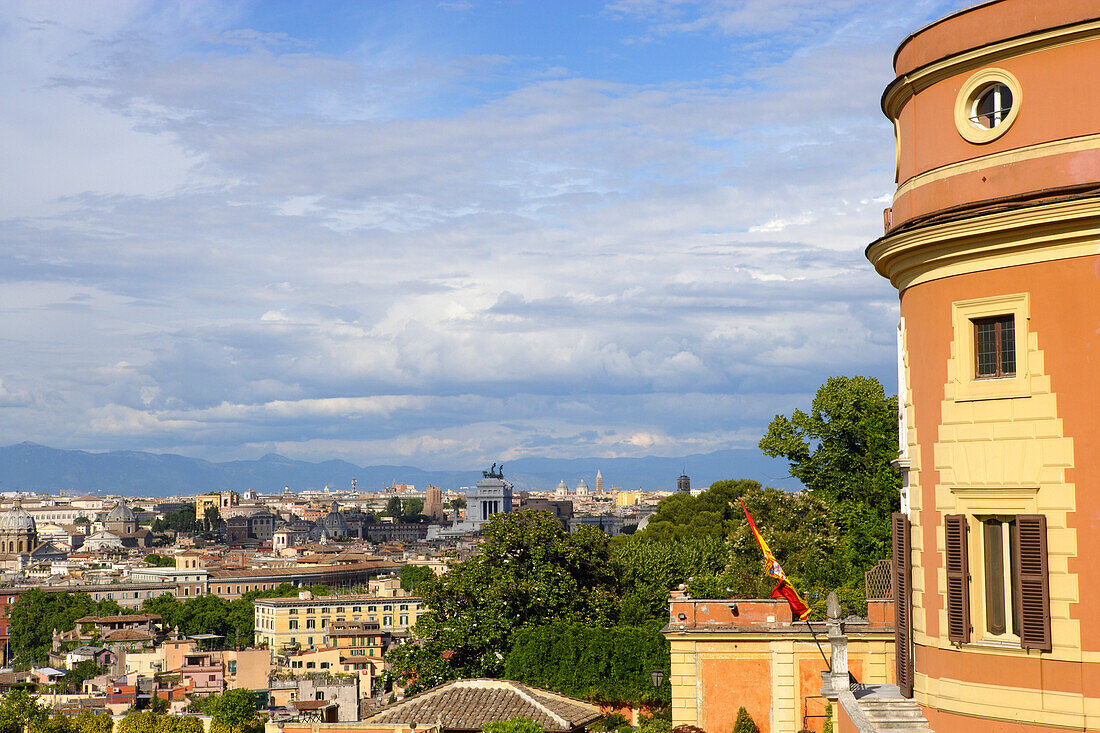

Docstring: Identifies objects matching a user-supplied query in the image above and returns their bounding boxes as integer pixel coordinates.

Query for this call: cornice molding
[894,133,1100,202]
[882,20,1100,120]
[867,196,1100,291]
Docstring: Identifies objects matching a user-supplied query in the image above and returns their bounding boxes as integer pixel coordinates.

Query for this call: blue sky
[0,0,971,468]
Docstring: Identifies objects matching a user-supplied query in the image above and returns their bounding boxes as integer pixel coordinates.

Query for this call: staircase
[848,685,933,733]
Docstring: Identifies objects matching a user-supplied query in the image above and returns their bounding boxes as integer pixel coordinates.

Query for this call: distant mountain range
[0,442,800,496]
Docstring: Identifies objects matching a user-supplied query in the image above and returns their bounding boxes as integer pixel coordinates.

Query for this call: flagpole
[804,619,831,672]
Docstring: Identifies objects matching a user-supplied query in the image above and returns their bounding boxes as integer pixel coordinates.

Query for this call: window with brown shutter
[945,514,971,644]
[1013,514,1051,652]
[892,513,913,697]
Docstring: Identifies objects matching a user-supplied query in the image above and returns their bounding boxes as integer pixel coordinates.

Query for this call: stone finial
[826,591,841,621]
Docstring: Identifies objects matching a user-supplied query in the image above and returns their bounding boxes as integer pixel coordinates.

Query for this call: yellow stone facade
[254,593,425,650]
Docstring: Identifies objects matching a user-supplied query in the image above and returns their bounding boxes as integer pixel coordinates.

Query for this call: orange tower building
[868,2,1100,730]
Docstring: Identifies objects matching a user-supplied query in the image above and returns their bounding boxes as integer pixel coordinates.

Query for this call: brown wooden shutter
[892,512,913,697]
[1014,514,1051,652]
[944,514,971,644]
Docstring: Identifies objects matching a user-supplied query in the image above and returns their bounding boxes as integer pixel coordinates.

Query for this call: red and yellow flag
[739,498,811,620]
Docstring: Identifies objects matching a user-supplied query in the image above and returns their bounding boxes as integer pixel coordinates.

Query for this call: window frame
[946,488,1051,653]
[978,515,1020,643]
[973,314,1016,379]
[954,68,1022,144]
[951,294,1030,401]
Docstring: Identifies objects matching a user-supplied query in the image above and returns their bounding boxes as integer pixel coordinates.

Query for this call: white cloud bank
[0,0,969,470]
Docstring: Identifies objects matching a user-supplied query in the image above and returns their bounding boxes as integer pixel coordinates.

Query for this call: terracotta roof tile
[363,679,601,732]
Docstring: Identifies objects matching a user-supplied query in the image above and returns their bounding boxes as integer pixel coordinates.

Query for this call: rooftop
[363,678,602,733]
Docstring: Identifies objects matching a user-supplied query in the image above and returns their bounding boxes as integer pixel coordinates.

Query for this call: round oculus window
[970,83,1013,130]
[954,69,1021,144]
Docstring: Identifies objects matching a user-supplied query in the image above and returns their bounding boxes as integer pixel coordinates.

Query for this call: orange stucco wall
[900,253,1100,671]
[797,659,864,733]
[882,1,1100,230]
[896,37,1100,184]
[701,658,772,733]
[921,705,1090,733]
[892,0,1099,78]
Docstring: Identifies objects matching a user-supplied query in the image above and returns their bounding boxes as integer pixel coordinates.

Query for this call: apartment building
[254,590,424,650]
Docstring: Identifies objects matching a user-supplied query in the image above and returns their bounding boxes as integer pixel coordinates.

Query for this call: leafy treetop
[481,719,543,733]
[759,375,900,576]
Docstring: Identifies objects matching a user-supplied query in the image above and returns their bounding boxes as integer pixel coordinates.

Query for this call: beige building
[254,590,425,650]
[614,491,641,507]
[666,593,895,733]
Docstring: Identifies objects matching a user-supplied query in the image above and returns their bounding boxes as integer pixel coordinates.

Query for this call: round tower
[869,3,1100,729]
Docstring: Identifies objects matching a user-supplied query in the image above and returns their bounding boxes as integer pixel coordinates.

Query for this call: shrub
[481,719,543,733]
[732,706,759,733]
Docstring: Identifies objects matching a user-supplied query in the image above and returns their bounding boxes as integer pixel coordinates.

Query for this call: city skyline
[0,0,969,468]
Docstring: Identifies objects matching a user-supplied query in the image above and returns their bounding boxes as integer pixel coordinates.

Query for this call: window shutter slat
[1013,514,1051,652]
[892,512,913,697]
[945,514,970,644]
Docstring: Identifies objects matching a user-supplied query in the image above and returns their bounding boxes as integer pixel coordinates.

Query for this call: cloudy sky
[0,0,971,468]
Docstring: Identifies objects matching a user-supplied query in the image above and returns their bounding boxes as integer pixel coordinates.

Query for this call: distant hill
[0,442,799,496]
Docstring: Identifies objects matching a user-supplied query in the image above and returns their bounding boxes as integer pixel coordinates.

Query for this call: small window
[982,518,1019,638]
[974,315,1015,378]
[954,68,1021,144]
[970,83,1012,129]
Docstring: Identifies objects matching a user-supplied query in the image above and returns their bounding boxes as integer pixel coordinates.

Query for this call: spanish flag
[740,498,811,621]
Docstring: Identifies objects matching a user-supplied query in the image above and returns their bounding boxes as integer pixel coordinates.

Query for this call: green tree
[449,497,466,511]
[73,712,113,733]
[611,535,727,623]
[399,565,436,592]
[732,707,759,733]
[40,717,77,733]
[155,718,202,733]
[637,716,671,733]
[205,689,260,733]
[7,590,122,664]
[383,497,403,518]
[503,622,669,705]
[117,713,158,733]
[387,511,619,692]
[203,506,224,532]
[638,479,762,541]
[0,689,48,733]
[402,498,424,517]
[481,719,543,733]
[759,375,900,580]
[152,508,199,534]
[61,660,106,694]
[143,554,176,567]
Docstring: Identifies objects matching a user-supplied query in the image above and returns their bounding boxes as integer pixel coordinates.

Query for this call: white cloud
[0,0,970,466]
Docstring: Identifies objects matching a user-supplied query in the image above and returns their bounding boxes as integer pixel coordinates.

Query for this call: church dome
[106,502,136,523]
[322,511,347,530]
[0,502,36,532]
